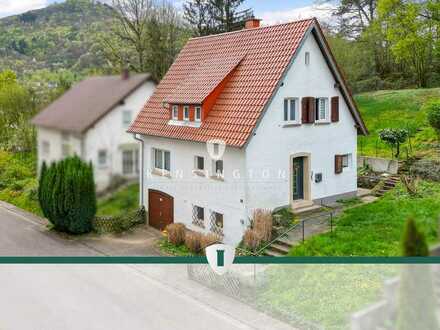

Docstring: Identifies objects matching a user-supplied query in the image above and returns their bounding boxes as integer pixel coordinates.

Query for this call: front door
[292,157,304,200]
[148,190,174,230]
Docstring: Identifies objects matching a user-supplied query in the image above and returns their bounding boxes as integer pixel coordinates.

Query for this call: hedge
[93,207,146,234]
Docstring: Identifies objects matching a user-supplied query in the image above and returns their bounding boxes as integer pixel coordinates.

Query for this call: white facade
[139,33,358,245]
[36,81,156,191]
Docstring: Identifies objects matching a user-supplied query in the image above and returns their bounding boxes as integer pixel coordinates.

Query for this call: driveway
[0,201,162,256]
[0,202,294,330]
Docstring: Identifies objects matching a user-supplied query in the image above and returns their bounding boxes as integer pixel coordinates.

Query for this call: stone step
[276,238,294,248]
[269,243,290,254]
[263,249,284,257]
[292,204,322,216]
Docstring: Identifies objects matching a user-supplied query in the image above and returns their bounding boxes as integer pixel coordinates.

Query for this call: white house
[128,18,368,245]
[32,72,156,191]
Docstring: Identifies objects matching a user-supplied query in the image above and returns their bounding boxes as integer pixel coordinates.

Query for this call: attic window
[305,52,310,65]
[183,105,190,121]
[172,105,178,120]
[195,106,201,122]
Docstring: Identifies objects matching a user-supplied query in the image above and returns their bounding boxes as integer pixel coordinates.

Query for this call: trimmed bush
[185,231,202,253]
[402,218,429,256]
[38,156,96,234]
[243,228,262,251]
[200,233,219,251]
[166,223,186,246]
[253,209,273,242]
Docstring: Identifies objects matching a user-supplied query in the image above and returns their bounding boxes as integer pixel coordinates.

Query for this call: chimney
[121,67,130,80]
[245,18,261,29]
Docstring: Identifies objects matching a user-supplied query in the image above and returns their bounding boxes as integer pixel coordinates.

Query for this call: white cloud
[259,4,336,26]
[0,0,48,18]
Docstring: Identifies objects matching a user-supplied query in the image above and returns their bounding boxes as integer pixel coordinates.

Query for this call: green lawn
[356,88,440,158]
[289,181,440,256]
[0,151,41,216]
[97,183,139,217]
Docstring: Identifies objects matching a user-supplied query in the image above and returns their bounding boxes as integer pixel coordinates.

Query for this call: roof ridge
[189,17,316,41]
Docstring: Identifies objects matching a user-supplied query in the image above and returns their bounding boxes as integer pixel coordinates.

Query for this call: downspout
[133,133,144,207]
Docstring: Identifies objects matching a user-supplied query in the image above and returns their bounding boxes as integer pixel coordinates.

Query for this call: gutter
[133,133,144,207]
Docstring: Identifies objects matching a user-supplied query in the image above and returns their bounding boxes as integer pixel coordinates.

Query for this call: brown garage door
[148,190,174,231]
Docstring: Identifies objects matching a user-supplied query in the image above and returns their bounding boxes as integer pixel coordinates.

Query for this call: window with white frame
[195,106,201,122]
[122,110,132,128]
[342,154,352,169]
[42,141,50,156]
[315,97,329,122]
[183,105,190,121]
[210,211,223,236]
[153,148,170,172]
[213,160,223,176]
[305,51,310,65]
[98,149,107,167]
[194,156,204,171]
[122,149,138,175]
[283,98,299,123]
[192,205,205,228]
[172,105,179,120]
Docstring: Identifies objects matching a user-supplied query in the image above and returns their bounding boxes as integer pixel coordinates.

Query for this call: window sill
[152,168,171,178]
[210,175,224,182]
[314,121,331,125]
[281,122,301,127]
[192,170,206,177]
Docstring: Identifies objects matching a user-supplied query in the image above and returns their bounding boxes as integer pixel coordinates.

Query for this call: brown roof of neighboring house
[128,18,367,147]
[32,73,153,134]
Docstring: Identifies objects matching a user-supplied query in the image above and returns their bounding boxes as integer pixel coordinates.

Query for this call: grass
[356,88,440,159]
[289,181,440,256]
[258,265,398,330]
[0,150,42,216]
[97,183,139,217]
[157,238,197,256]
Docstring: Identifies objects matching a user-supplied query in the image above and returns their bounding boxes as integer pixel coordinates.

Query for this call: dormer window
[183,105,189,121]
[195,106,201,122]
[172,105,178,120]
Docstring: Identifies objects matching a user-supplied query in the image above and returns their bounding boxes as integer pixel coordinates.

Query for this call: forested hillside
[0,0,114,76]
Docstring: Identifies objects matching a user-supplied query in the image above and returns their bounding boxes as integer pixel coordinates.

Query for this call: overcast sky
[0,0,335,24]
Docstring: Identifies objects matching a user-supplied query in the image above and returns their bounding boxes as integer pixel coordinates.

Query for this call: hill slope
[0,0,114,76]
[356,88,440,159]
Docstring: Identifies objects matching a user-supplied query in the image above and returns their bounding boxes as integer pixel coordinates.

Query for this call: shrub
[200,233,219,250]
[253,209,273,242]
[425,100,440,142]
[243,228,262,251]
[185,231,202,253]
[378,128,409,158]
[166,223,186,246]
[402,218,429,256]
[38,156,96,234]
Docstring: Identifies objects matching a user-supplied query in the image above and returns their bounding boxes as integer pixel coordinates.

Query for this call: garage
[148,190,174,231]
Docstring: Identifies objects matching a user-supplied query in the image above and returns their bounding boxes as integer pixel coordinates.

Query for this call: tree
[184,0,253,36]
[379,128,408,158]
[378,0,438,87]
[330,0,378,37]
[402,218,429,256]
[38,156,96,234]
[426,100,440,143]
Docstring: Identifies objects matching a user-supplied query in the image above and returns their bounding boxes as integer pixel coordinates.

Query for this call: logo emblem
[206,139,226,160]
[205,243,236,275]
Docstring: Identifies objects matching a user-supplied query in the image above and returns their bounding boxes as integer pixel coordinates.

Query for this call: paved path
[0,202,294,330]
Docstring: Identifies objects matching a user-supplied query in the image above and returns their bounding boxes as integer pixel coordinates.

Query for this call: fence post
[330,212,333,235]
[302,220,305,242]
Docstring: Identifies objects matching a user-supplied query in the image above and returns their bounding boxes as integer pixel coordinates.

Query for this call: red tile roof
[129,18,366,147]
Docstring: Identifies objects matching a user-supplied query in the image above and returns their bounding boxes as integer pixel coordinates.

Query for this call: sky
[0,0,335,23]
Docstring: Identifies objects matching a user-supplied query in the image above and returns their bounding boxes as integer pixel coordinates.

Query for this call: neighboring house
[32,72,156,191]
[128,18,368,245]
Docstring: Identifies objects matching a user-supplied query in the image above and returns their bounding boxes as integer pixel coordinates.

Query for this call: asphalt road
[0,203,294,330]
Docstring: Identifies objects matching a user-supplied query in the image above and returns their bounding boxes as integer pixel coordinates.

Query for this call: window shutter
[302,98,309,123]
[335,155,343,174]
[331,96,339,122]
[308,97,316,123]
[284,99,288,121]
